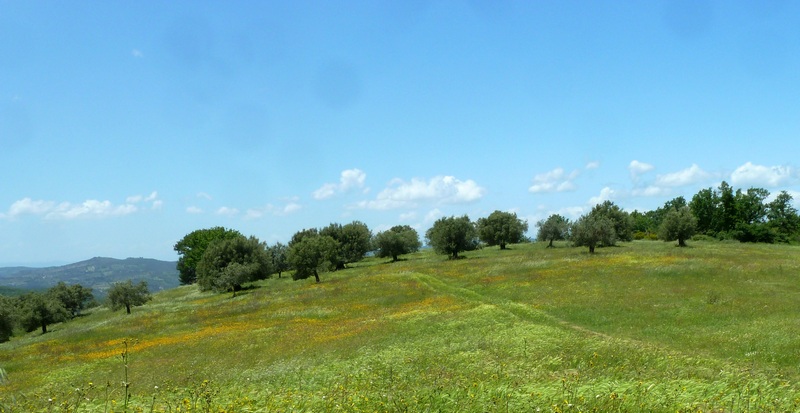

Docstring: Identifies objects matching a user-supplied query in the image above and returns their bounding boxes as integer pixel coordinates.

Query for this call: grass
[2,241,800,412]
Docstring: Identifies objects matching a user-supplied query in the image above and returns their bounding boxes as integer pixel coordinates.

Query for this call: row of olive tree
[0,280,150,341]
[536,199,699,253]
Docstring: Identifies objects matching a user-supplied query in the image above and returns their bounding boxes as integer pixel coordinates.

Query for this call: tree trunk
[392,255,398,262]
[126,304,131,314]
[678,238,687,247]
[500,241,507,250]
[41,322,47,334]
[313,270,320,283]
[451,251,459,259]
[548,238,554,248]
[278,271,282,279]
[589,245,595,253]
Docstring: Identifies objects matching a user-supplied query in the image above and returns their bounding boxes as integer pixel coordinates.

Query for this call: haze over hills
[0,257,180,296]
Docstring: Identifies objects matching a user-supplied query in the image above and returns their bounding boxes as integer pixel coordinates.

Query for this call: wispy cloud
[354,175,485,210]
[528,168,580,193]
[215,207,240,216]
[313,168,367,200]
[585,161,600,170]
[245,198,303,219]
[730,162,797,187]
[131,49,144,58]
[186,206,203,214]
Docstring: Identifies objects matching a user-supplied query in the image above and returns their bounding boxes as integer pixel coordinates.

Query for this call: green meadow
[2,241,800,412]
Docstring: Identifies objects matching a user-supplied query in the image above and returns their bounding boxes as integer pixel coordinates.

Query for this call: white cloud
[629,160,655,179]
[313,168,367,200]
[585,161,600,170]
[216,207,239,216]
[131,49,144,58]
[356,176,485,210]
[399,211,417,221]
[654,164,712,187]
[2,197,139,220]
[197,192,213,200]
[632,186,671,197]
[244,199,302,219]
[7,198,55,217]
[424,208,443,223]
[588,187,616,205]
[126,191,160,209]
[730,162,797,187]
[528,168,580,193]
[186,206,203,214]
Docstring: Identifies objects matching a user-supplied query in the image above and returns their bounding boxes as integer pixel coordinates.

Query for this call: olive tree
[0,296,17,342]
[426,215,479,259]
[174,226,243,285]
[196,235,272,296]
[108,280,152,314]
[18,292,69,334]
[373,225,421,262]
[48,282,94,318]
[268,242,290,278]
[571,214,616,253]
[476,210,529,249]
[659,206,697,247]
[536,214,570,247]
[320,221,372,269]
[288,234,339,283]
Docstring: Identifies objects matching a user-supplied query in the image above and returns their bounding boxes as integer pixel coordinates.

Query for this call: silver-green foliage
[658,206,697,247]
[196,236,272,296]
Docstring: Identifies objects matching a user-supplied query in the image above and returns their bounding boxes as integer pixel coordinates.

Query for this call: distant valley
[0,257,180,296]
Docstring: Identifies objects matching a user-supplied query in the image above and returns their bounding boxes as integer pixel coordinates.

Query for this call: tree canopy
[288,234,339,282]
[174,226,243,285]
[108,280,152,314]
[18,292,69,334]
[373,225,421,262]
[268,242,290,278]
[196,235,272,296]
[589,201,633,243]
[476,210,529,249]
[0,296,17,343]
[571,214,616,253]
[49,282,94,318]
[536,214,570,247]
[320,221,372,269]
[426,215,479,259]
[658,206,697,247]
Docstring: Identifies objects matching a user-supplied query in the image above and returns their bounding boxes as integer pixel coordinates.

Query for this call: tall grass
[1,241,799,412]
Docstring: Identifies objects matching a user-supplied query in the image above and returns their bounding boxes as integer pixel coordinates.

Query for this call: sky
[1,1,799,266]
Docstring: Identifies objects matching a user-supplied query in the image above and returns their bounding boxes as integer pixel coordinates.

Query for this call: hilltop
[1,241,800,412]
[0,257,179,296]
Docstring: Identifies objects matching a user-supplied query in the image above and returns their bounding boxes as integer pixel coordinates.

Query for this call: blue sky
[2,1,799,266]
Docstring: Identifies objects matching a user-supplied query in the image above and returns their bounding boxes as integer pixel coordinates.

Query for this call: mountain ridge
[0,256,180,296]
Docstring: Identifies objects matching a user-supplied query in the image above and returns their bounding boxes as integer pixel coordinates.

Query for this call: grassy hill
[0,257,179,297]
[1,241,799,412]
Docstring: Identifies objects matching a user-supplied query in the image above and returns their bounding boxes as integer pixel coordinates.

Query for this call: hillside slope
[0,257,179,295]
[1,242,799,412]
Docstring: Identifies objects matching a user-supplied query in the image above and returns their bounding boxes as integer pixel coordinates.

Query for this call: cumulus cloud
[585,161,601,170]
[313,168,367,200]
[632,186,671,197]
[731,162,797,187]
[654,164,712,187]
[629,160,655,179]
[355,176,485,210]
[528,168,580,193]
[2,197,140,220]
[588,187,616,205]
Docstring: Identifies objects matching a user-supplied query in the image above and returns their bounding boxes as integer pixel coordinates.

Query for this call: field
[2,241,800,412]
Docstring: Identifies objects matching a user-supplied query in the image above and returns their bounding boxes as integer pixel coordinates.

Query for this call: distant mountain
[0,257,180,296]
